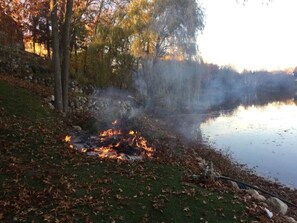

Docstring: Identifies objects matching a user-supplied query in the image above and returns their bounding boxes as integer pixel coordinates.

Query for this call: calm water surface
[201,100,297,188]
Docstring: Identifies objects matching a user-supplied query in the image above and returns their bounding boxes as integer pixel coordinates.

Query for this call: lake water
[200,99,297,188]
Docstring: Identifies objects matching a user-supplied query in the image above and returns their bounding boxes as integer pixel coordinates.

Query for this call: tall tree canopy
[122,0,204,60]
[1,0,205,106]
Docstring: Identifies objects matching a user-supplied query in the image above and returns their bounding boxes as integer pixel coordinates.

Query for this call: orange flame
[64,135,71,143]
[65,125,155,161]
[99,129,122,137]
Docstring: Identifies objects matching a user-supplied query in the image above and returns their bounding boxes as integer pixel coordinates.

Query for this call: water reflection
[201,99,297,188]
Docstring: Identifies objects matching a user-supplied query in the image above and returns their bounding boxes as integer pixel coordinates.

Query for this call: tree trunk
[61,0,73,113]
[83,47,88,75]
[74,35,78,74]
[50,0,63,111]
[46,18,51,59]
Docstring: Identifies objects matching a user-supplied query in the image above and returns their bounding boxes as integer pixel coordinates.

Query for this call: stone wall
[23,75,95,113]
[0,45,50,75]
[0,45,95,113]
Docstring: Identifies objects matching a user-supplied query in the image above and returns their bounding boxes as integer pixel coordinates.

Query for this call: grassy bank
[0,79,256,222]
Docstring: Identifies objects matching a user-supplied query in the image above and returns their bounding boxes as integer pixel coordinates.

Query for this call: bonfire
[64,120,155,161]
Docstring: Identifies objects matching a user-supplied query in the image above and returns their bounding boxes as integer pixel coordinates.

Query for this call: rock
[243,194,252,202]
[50,95,55,102]
[266,197,288,215]
[204,161,217,180]
[285,217,297,223]
[72,125,82,131]
[256,194,266,202]
[230,181,240,190]
[196,157,206,169]
[247,189,259,196]
[48,102,55,110]
[247,189,266,201]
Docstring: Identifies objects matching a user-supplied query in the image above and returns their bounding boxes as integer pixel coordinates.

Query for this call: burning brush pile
[64,120,155,161]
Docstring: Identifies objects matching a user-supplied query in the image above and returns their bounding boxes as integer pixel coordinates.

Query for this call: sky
[197,0,297,72]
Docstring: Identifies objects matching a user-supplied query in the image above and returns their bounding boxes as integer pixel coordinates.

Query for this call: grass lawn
[0,79,50,119]
[0,80,254,222]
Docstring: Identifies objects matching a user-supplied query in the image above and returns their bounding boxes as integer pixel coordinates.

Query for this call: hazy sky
[197,0,297,72]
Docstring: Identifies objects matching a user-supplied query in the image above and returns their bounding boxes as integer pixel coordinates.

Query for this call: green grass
[0,80,50,119]
[0,79,254,222]
[58,161,249,223]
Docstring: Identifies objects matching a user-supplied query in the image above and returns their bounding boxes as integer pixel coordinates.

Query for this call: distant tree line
[137,61,297,113]
[3,0,293,114]
[0,0,205,113]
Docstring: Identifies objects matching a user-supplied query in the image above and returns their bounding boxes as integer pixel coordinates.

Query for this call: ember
[64,135,71,143]
[64,124,155,161]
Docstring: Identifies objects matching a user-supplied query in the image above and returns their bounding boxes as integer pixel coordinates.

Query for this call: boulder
[230,181,240,190]
[285,217,297,223]
[266,197,288,215]
[246,189,266,202]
